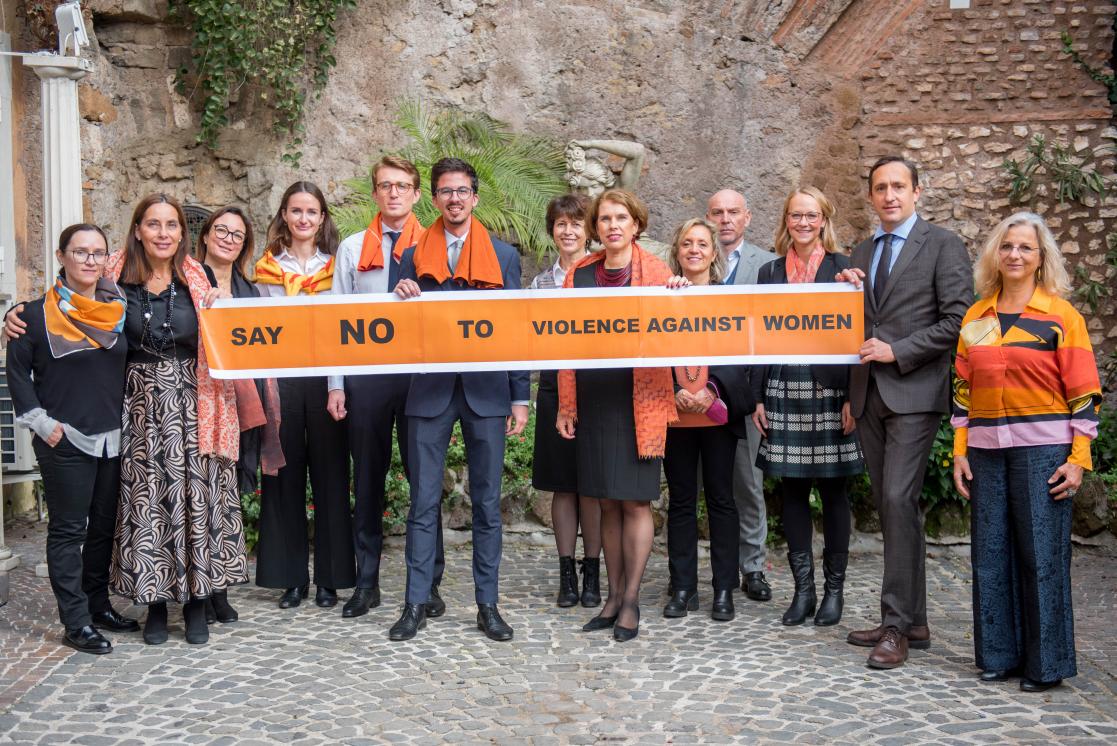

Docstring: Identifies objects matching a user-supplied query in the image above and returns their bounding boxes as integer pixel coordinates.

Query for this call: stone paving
[0,517,1115,745]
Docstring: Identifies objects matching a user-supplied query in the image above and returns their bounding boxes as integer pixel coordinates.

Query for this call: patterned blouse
[951,286,1102,468]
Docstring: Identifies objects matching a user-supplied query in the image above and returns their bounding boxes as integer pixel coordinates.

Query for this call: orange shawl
[358,212,424,271]
[557,244,678,458]
[105,251,240,462]
[254,252,334,295]
[412,216,504,288]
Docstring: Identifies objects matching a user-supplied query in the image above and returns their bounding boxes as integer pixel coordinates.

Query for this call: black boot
[579,557,602,608]
[557,556,579,607]
[781,551,816,626]
[183,599,209,644]
[143,602,168,645]
[204,598,217,625]
[813,551,847,626]
[210,589,239,623]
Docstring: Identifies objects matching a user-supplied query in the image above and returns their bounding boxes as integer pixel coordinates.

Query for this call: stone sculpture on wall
[565,139,646,197]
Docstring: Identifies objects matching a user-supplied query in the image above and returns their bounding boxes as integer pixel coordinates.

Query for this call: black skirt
[532,371,579,492]
[574,367,662,502]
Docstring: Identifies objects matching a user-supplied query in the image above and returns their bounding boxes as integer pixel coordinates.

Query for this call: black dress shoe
[1020,678,1062,693]
[477,604,513,641]
[662,589,699,618]
[315,587,338,608]
[613,603,640,642]
[742,571,772,602]
[342,587,380,618]
[581,611,618,632]
[426,585,446,618]
[91,608,140,633]
[63,625,112,655]
[711,589,735,622]
[278,585,308,609]
[388,603,427,641]
[980,668,1021,682]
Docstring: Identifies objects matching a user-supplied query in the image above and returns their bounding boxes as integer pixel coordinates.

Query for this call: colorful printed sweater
[951,287,1102,469]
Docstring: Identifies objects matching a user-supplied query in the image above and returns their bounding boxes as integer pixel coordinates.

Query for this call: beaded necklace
[139,277,177,356]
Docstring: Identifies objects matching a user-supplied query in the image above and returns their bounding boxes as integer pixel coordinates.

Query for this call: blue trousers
[404,382,506,605]
[969,444,1076,683]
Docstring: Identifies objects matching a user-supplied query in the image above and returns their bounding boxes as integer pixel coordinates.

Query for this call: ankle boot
[143,602,168,645]
[210,589,239,623]
[183,599,209,644]
[557,556,579,607]
[781,551,816,626]
[814,551,847,626]
[579,557,602,608]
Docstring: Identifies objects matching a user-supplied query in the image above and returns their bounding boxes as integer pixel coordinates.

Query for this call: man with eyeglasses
[837,156,971,669]
[389,157,530,643]
[327,155,447,621]
[705,189,775,606]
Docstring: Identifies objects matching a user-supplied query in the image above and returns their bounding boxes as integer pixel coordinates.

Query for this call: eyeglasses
[997,243,1040,257]
[67,249,109,264]
[376,181,415,195]
[212,224,247,245]
[787,212,822,224]
[435,187,475,200]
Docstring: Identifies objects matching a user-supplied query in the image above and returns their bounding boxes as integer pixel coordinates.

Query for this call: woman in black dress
[556,189,682,641]
[752,187,863,627]
[530,193,602,608]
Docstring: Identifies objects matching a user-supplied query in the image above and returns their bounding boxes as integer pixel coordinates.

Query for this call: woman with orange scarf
[557,189,685,642]
[253,182,356,611]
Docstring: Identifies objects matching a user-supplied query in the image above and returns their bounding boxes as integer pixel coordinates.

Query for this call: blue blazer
[395,230,531,418]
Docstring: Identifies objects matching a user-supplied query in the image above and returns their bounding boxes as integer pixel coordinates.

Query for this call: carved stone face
[566,160,614,198]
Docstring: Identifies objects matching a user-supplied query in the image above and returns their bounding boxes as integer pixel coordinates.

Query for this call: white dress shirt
[255,247,333,297]
[327,231,397,391]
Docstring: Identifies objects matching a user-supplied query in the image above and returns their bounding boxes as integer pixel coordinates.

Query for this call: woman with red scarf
[752,187,863,628]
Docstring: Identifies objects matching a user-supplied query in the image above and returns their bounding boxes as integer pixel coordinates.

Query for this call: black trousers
[256,376,355,589]
[347,374,445,589]
[32,436,120,630]
[663,425,741,592]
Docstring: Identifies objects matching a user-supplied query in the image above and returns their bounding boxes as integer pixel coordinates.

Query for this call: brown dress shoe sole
[847,626,931,650]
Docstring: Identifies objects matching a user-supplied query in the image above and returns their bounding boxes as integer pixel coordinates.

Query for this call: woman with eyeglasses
[6,224,134,654]
[752,187,862,627]
[195,206,284,625]
[252,182,356,611]
[952,212,1101,693]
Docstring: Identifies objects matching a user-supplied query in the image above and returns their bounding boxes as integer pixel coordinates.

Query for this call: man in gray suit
[706,189,776,602]
[839,157,971,669]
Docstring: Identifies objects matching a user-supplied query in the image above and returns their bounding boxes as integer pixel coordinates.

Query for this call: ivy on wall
[173,0,356,165]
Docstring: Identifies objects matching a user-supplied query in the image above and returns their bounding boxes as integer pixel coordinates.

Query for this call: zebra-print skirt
[110,358,248,605]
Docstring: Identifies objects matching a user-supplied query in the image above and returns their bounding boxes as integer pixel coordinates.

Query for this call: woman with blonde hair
[952,212,1100,692]
[752,187,862,627]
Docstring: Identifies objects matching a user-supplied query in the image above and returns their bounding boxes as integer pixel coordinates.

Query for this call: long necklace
[140,278,177,356]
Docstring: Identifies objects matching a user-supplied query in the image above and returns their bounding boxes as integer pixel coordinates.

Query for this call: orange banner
[199,285,864,379]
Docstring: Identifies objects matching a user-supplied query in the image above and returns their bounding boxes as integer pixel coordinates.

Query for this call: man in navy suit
[389,157,530,642]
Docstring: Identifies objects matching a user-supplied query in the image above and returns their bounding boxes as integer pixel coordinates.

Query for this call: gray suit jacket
[729,240,775,286]
[848,216,972,417]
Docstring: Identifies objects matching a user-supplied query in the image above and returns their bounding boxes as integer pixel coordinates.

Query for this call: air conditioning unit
[0,357,38,473]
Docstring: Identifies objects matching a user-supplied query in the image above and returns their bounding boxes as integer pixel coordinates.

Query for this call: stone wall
[5,0,1116,353]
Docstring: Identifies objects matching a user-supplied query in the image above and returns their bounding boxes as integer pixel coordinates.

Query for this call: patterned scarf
[412,216,504,288]
[44,276,126,358]
[358,212,424,271]
[254,252,334,295]
[786,244,826,284]
[558,243,678,459]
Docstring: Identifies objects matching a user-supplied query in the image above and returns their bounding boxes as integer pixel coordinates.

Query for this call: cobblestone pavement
[1,518,1115,745]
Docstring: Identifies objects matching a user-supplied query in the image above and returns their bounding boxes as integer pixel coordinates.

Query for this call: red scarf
[358,212,424,271]
[786,244,826,284]
[412,216,504,289]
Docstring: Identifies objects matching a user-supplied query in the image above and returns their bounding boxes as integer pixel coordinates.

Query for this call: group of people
[5,153,1101,694]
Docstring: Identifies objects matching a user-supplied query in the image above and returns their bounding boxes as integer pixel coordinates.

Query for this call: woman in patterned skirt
[751,187,863,627]
[108,193,246,645]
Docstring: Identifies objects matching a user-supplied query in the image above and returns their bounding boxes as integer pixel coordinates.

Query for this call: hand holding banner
[198,284,864,379]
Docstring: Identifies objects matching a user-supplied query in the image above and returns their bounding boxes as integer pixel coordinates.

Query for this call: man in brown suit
[839,156,971,669]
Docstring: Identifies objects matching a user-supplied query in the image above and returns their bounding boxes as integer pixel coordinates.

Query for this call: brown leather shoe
[847,623,930,650]
[867,627,908,669]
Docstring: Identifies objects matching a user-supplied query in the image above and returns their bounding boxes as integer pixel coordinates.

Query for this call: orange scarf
[254,252,334,295]
[786,244,825,284]
[105,252,240,461]
[557,244,678,458]
[44,277,126,358]
[358,212,424,271]
[412,216,504,289]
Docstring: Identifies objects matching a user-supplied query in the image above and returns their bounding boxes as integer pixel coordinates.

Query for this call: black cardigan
[751,252,853,403]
